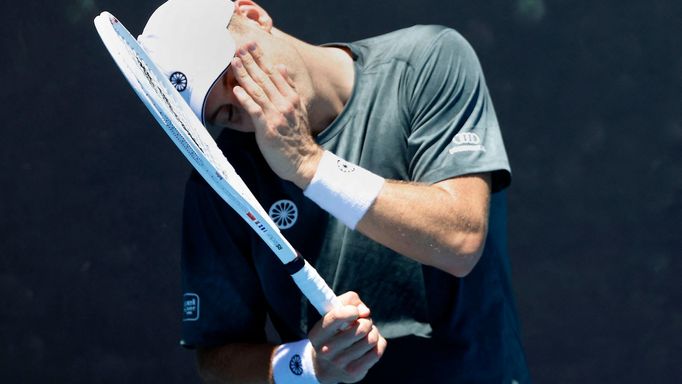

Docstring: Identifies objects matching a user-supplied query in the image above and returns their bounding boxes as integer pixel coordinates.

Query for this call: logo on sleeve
[289,354,304,375]
[268,200,298,230]
[448,132,486,154]
[183,293,200,321]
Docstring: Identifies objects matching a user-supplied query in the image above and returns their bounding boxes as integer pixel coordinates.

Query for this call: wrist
[293,147,323,189]
[303,151,385,229]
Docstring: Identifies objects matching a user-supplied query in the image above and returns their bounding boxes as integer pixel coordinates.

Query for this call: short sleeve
[406,27,511,191]
[179,172,267,349]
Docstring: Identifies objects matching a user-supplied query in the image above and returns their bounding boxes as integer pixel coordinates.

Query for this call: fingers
[320,318,373,357]
[276,64,297,92]
[232,85,263,121]
[309,304,360,346]
[308,292,386,383]
[308,291,370,348]
[324,322,381,365]
[338,291,371,318]
[313,321,386,383]
[247,43,298,100]
[234,42,293,113]
[231,56,271,113]
[346,336,387,377]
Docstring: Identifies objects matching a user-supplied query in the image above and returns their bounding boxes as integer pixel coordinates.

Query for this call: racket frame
[94,11,340,315]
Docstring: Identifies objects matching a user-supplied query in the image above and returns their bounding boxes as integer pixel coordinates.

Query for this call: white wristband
[272,339,319,384]
[304,151,385,229]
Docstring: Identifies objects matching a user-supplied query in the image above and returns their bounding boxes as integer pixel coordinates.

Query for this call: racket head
[94,12,169,120]
[93,11,296,262]
[94,11,339,315]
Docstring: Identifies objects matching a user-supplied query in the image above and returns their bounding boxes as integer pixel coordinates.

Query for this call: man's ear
[233,0,273,32]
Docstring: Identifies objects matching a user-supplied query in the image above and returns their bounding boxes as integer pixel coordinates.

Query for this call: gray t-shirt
[181,25,528,382]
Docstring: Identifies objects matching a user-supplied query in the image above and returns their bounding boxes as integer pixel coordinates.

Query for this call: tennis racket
[93,11,340,315]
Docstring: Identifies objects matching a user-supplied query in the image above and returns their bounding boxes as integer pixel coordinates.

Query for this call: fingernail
[248,42,257,51]
[238,48,247,56]
[359,304,370,314]
[233,58,242,68]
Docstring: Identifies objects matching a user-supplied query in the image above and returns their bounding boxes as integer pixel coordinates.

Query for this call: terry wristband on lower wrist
[304,151,385,229]
[272,339,319,384]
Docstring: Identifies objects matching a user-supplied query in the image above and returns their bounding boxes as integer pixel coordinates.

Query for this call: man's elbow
[440,230,486,278]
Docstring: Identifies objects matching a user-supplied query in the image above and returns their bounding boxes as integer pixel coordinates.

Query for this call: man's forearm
[197,343,276,384]
[356,173,491,277]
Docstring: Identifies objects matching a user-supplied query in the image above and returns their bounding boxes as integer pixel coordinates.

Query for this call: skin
[197,1,492,382]
[198,292,383,384]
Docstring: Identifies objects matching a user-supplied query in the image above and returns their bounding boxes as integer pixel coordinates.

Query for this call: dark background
[2,0,680,382]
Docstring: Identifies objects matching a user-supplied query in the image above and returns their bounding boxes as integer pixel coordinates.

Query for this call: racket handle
[290,259,342,315]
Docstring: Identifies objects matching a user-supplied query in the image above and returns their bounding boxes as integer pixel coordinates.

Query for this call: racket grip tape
[288,257,342,315]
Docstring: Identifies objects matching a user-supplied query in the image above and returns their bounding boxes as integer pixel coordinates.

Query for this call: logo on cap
[169,71,188,92]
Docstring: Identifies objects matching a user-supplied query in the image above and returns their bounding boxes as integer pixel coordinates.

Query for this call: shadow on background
[1,0,680,383]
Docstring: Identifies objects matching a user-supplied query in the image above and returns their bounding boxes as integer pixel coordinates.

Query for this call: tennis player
[139,0,530,382]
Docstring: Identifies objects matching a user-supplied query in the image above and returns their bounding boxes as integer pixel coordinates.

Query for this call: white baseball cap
[138,0,236,124]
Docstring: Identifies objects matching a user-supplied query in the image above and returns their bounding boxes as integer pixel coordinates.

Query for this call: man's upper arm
[405,27,511,192]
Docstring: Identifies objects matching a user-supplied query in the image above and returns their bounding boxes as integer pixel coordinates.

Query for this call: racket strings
[126,43,233,183]
[96,14,338,313]
[133,55,212,159]
[120,37,265,213]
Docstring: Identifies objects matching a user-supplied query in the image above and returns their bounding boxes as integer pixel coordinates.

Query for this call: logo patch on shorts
[448,132,486,154]
[183,293,200,321]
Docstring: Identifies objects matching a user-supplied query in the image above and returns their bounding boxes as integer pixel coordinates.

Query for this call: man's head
[138,0,312,131]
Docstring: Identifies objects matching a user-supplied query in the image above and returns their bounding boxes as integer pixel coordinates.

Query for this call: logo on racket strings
[169,71,188,92]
